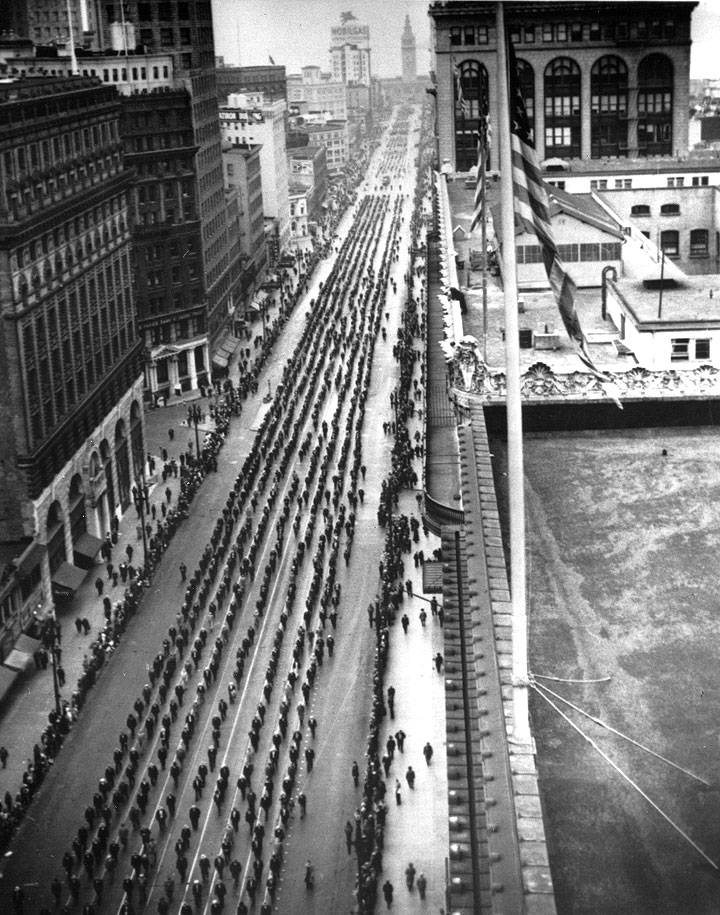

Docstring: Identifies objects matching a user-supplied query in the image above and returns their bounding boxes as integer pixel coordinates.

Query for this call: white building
[288,183,311,243]
[219,92,290,248]
[330,16,371,86]
[287,66,347,120]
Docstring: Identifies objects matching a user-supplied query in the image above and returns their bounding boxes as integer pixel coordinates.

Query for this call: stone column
[580,64,592,159]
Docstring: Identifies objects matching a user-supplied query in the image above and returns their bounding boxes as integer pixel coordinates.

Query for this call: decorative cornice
[449,337,720,404]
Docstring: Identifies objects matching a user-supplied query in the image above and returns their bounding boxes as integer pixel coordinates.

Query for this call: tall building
[221,142,267,303]
[0,76,144,651]
[0,0,95,49]
[219,93,291,252]
[428,1,696,171]
[401,14,417,81]
[96,0,243,382]
[330,12,371,86]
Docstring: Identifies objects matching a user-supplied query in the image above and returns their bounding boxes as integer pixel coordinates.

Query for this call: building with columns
[0,76,144,657]
[428,1,696,172]
[401,14,417,82]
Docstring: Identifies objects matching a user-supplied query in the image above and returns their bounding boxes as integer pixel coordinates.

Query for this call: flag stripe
[507,37,586,351]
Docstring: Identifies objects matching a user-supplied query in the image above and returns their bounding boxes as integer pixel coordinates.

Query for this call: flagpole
[480,134,488,363]
[496,1,530,745]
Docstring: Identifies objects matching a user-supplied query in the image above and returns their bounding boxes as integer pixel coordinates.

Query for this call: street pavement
[0,104,451,915]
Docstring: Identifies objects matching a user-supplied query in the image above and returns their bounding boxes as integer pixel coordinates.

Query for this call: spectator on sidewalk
[417,872,427,899]
[382,879,394,907]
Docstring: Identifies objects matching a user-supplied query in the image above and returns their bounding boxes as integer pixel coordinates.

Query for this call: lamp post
[187,403,202,461]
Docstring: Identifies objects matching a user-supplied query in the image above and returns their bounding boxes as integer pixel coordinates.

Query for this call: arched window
[631,204,651,216]
[46,501,66,575]
[544,58,581,158]
[100,439,115,517]
[516,60,535,143]
[591,56,628,157]
[454,59,489,171]
[660,229,679,256]
[114,419,131,509]
[660,203,680,215]
[69,473,87,542]
[130,400,144,478]
[638,54,673,155]
[690,229,709,257]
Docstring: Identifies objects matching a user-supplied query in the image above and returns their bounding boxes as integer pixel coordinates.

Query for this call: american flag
[469,95,490,234]
[454,64,470,119]
[507,38,586,351]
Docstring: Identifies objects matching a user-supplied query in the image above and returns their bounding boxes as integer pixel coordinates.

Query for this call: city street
[0,104,448,915]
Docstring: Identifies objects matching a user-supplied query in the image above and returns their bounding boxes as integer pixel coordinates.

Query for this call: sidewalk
[378,499,448,914]
[370,124,450,913]
[0,406,213,808]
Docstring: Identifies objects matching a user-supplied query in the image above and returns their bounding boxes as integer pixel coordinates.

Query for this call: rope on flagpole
[532,679,712,787]
[533,673,612,684]
[530,681,719,870]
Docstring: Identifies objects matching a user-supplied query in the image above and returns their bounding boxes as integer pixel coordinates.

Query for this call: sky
[211,0,720,80]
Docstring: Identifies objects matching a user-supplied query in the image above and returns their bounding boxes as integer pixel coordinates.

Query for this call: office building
[215,63,287,104]
[330,13,371,86]
[219,92,290,250]
[96,0,242,379]
[0,0,94,49]
[222,142,267,298]
[428,1,696,171]
[287,66,347,120]
[0,76,144,650]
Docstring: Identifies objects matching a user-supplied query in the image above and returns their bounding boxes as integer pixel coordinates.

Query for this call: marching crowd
[6,103,441,915]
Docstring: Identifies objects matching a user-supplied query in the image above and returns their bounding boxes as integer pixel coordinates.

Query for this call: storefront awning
[14,541,45,578]
[4,647,34,672]
[73,531,103,568]
[212,334,243,370]
[14,633,42,655]
[51,561,87,600]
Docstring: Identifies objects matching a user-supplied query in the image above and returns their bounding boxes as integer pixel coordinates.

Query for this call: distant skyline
[212,0,432,77]
[211,0,720,80]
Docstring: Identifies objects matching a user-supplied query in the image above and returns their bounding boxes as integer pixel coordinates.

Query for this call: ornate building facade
[0,76,144,652]
[429,1,696,171]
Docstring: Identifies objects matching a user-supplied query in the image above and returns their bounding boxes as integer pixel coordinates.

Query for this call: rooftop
[444,175,720,377]
[540,154,720,176]
[613,274,720,325]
